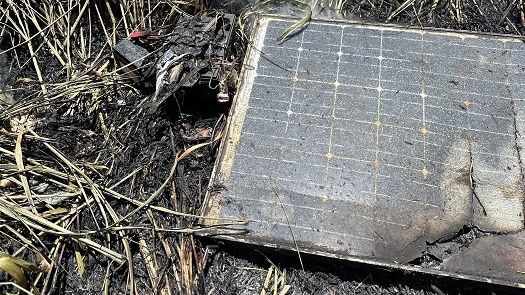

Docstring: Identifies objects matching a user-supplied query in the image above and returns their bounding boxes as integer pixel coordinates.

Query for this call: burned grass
[0,1,239,294]
[0,0,524,294]
[344,0,525,35]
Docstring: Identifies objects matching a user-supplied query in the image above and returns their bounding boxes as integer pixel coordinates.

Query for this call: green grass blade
[276,0,312,43]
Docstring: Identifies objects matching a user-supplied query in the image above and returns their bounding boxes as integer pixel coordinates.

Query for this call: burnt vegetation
[0,0,523,294]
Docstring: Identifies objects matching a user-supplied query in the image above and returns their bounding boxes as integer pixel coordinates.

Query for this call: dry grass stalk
[261,263,291,295]
[0,0,247,293]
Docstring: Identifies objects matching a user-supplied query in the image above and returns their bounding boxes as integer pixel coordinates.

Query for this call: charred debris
[1,0,525,294]
[0,5,241,294]
[113,13,237,113]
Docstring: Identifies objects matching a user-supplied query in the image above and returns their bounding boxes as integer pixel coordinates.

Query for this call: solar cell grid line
[371,28,384,232]
[321,26,345,237]
[283,30,304,135]
[202,16,525,286]
[419,31,429,186]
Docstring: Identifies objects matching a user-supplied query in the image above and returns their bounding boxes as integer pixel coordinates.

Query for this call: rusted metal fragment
[442,231,525,282]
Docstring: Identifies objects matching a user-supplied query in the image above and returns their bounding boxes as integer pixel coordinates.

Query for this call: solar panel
[203,16,525,286]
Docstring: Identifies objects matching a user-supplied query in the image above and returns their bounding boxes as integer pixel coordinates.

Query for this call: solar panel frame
[201,15,525,288]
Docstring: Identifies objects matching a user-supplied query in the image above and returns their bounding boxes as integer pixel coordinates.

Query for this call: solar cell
[203,16,525,286]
